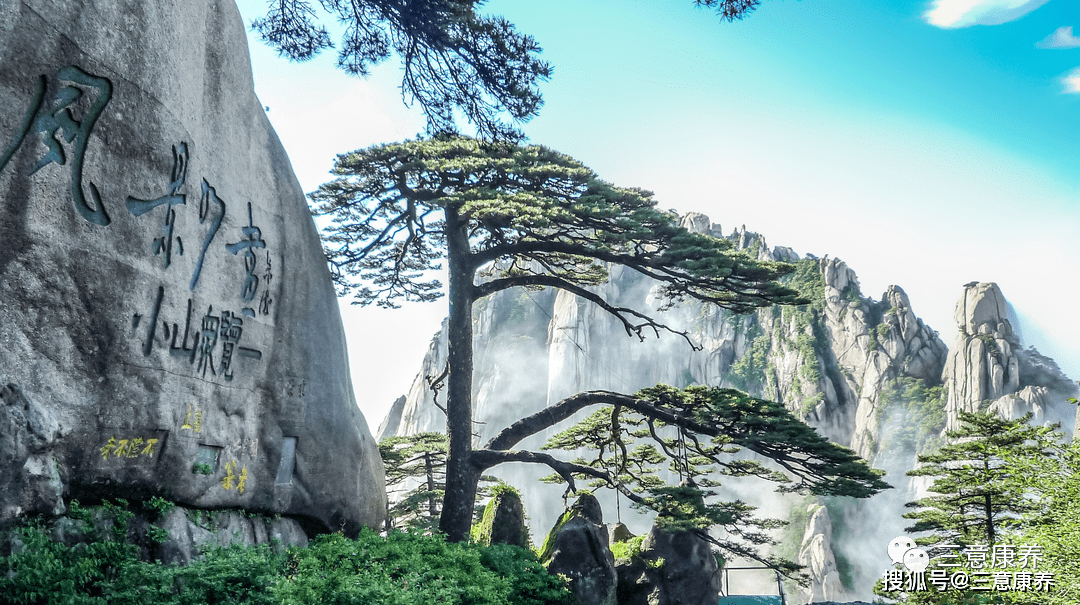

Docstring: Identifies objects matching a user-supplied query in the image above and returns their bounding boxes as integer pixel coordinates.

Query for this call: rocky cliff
[381,212,1076,602]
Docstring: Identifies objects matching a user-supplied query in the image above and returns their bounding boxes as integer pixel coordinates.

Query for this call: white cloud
[924,0,1052,29]
[1062,67,1080,93]
[1036,25,1080,49]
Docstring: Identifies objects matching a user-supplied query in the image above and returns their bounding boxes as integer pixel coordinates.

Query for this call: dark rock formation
[616,523,723,605]
[0,0,384,534]
[541,494,617,605]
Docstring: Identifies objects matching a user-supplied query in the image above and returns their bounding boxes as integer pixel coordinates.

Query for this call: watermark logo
[883,537,1054,593]
[888,536,928,571]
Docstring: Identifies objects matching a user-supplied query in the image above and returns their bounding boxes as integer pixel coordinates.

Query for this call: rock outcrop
[616,523,723,605]
[541,494,617,605]
[941,282,1076,431]
[474,487,530,549]
[0,384,66,520]
[0,0,384,534]
[796,502,845,603]
[156,506,308,565]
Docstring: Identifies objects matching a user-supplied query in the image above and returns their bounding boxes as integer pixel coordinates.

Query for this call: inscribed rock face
[0,0,385,534]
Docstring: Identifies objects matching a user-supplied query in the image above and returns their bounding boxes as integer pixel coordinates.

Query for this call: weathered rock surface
[796,502,845,603]
[377,395,407,440]
[615,522,723,605]
[541,494,617,605]
[0,383,67,520]
[609,521,634,545]
[156,506,308,565]
[941,282,1076,431]
[475,488,529,549]
[0,0,384,534]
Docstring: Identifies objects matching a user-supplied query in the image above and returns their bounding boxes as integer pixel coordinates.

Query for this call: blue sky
[233,0,1079,427]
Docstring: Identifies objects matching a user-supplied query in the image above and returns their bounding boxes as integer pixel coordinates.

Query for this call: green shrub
[277,528,572,605]
[479,544,574,605]
[0,513,284,605]
[610,535,645,561]
[1,513,573,605]
[144,496,175,518]
[876,323,891,341]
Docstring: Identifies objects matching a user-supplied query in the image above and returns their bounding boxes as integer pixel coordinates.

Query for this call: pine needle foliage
[904,411,1060,548]
[538,384,888,576]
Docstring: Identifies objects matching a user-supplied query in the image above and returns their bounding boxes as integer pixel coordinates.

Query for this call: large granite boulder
[616,522,723,605]
[541,494,617,605]
[474,486,530,549]
[0,0,384,534]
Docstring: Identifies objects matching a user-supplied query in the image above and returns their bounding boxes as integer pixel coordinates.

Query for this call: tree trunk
[438,206,479,542]
[426,452,437,520]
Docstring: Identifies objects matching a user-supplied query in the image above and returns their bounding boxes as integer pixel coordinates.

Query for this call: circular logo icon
[904,548,929,572]
[888,536,917,565]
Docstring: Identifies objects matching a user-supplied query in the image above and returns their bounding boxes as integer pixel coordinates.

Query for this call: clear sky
[233,0,1079,430]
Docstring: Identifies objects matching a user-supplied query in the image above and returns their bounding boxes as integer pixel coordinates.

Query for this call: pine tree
[313,135,886,543]
[250,1,775,140]
[904,410,1060,547]
[379,432,496,533]
[538,385,886,574]
[380,432,450,533]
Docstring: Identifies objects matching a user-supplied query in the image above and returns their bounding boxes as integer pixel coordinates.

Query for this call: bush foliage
[0,503,574,605]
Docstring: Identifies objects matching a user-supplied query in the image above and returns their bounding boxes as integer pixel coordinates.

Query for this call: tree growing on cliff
[904,410,1060,547]
[311,135,886,545]
[250,1,776,140]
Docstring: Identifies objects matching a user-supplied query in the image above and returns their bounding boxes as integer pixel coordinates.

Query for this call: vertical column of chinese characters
[226,201,265,318]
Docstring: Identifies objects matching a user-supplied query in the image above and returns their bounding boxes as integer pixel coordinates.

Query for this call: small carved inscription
[221,460,248,494]
[100,435,159,460]
[231,436,259,459]
[284,379,305,399]
[180,404,203,432]
[258,251,273,316]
